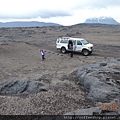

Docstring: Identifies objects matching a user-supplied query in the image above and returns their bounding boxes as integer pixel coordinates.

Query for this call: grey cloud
[35,10,72,18]
[0,10,71,19]
[74,0,120,9]
[0,0,120,20]
[91,0,120,8]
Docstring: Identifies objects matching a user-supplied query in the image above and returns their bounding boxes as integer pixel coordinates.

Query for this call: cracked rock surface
[0,79,48,95]
[77,58,120,102]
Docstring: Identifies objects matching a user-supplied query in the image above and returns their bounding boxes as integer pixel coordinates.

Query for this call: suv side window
[72,40,76,45]
[69,40,76,45]
[60,39,68,43]
[77,40,82,45]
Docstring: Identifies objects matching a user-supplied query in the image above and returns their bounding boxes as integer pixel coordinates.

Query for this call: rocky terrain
[0,24,120,115]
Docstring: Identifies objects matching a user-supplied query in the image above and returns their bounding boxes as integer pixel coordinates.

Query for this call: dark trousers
[42,55,45,60]
[70,51,73,57]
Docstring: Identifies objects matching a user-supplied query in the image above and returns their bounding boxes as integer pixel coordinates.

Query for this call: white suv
[56,37,93,56]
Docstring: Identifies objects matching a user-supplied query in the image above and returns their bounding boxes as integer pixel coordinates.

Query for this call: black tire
[61,47,66,54]
[89,51,92,55]
[82,49,90,56]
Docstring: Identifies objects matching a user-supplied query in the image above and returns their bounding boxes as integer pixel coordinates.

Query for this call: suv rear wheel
[61,47,66,54]
[82,49,90,56]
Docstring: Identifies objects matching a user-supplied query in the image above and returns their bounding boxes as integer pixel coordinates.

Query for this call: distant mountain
[0,21,61,28]
[85,17,119,25]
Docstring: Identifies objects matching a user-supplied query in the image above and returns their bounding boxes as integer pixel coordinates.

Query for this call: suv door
[75,40,83,52]
[72,40,76,51]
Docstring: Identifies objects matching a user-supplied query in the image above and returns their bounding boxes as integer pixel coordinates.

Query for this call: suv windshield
[81,39,88,45]
[60,39,68,43]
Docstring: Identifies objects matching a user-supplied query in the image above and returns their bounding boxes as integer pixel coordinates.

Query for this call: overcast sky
[0,0,120,25]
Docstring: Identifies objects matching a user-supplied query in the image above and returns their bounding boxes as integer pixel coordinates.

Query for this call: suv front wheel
[61,47,66,54]
[82,49,90,56]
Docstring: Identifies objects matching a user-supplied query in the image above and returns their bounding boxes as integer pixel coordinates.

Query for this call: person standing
[68,40,73,58]
[40,49,45,61]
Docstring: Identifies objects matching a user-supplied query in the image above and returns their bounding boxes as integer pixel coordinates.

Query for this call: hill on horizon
[0,21,61,28]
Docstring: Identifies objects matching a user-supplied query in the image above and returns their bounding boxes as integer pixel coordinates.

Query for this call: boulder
[76,58,120,102]
[0,79,48,95]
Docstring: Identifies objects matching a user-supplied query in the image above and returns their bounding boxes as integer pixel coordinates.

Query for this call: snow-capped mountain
[85,17,119,24]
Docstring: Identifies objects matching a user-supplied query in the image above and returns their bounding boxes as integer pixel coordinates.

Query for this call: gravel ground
[0,25,120,115]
